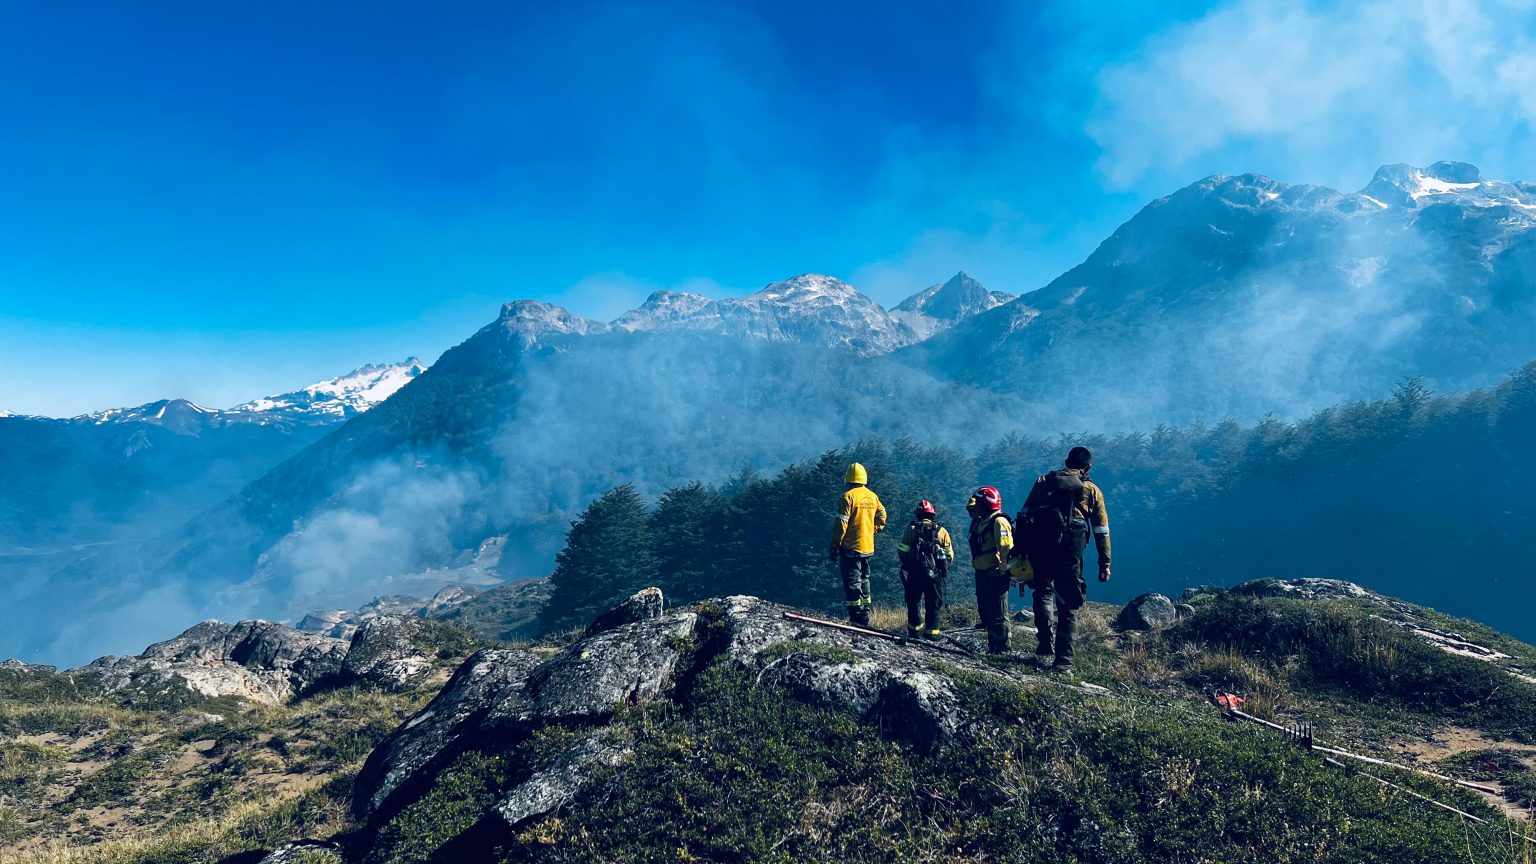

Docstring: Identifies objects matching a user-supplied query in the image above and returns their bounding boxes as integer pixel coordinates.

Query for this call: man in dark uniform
[1016,447,1111,673]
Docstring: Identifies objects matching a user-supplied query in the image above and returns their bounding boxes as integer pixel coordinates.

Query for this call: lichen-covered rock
[78,620,348,704]
[353,647,543,820]
[488,611,697,726]
[342,616,431,690]
[1115,593,1179,631]
[583,586,666,637]
[495,733,632,827]
[1175,603,1197,621]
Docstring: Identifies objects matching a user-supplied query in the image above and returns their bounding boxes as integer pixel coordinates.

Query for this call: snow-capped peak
[229,358,426,422]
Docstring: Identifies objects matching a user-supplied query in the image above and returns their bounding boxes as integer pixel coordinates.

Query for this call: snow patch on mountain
[230,359,427,422]
[70,359,427,432]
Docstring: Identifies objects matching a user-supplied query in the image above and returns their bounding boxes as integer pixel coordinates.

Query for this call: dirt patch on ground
[1387,726,1536,824]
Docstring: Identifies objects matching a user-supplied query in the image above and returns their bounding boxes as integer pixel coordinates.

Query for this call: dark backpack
[1017,471,1090,562]
[909,521,945,580]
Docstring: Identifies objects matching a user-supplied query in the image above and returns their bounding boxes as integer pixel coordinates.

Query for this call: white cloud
[1089,0,1536,189]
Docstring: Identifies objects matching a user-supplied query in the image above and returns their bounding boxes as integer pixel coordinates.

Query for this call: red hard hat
[915,500,936,517]
[972,486,1002,512]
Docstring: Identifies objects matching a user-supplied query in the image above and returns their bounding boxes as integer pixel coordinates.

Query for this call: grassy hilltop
[3,579,1536,863]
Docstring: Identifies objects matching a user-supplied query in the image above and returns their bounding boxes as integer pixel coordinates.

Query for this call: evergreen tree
[539,484,657,633]
[649,482,719,602]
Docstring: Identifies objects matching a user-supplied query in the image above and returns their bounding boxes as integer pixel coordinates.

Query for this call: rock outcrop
[352,591,1075,837]
[80,621,348,704]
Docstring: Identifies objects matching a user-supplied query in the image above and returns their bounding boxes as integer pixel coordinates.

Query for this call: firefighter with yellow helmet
[829,462,887,626]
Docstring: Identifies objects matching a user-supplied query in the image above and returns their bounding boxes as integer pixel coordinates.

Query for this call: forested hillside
[541,363,1536,640]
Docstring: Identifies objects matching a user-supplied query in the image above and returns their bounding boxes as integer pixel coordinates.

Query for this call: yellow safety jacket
[968,512,1014,571]
[831,485,887,555]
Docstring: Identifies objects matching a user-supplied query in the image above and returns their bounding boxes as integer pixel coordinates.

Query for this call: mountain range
[6,161,1535,667]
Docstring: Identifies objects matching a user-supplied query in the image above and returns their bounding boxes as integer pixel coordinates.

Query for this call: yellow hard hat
[844,462,868,485]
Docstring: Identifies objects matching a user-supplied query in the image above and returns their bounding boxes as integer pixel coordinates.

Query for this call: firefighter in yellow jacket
[967,485,1014,654]
[829,462,887,626]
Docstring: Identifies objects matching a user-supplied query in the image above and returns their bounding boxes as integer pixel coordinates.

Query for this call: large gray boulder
[486,611,698,726]
[1115,593,1179,631]
[353,647,543,819]
[342,616,431,690]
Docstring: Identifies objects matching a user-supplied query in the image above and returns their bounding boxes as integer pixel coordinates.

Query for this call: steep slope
[916,162,1536,426]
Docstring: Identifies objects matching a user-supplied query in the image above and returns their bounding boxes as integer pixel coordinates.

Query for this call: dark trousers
[840,553,872,626]
[974,566,1011,652]
[902,569,945,632]
[1030,553,1087,662]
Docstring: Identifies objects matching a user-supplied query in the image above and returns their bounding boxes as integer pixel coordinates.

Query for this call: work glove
[1099,564,1111,583]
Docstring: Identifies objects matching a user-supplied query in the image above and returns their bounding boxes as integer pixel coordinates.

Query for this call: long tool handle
[780,611,973,657]
[1223,703,1500,794]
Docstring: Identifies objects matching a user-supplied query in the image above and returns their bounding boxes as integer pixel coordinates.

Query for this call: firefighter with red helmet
[966,485,1015,654]
[895,500,954,640]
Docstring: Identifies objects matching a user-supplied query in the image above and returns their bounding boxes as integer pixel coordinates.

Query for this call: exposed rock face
[485,612,698,726]
[495,733,632,828]
[341,617,431,690]
[80,621,348,704]
[1115,593,1179,631]
[353,648,543,819]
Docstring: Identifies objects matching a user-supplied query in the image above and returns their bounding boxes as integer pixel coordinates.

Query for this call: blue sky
[3,0,1534,416]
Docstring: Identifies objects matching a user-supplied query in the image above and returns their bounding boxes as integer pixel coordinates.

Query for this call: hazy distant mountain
[914,161,1536,426]
[891,271,1015,340]
[0,359,425,554]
